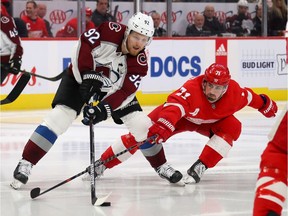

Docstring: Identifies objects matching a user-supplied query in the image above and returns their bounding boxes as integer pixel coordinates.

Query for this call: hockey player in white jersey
[10,13,185,190]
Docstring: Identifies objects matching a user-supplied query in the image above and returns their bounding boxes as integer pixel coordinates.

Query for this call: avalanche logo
[137,53,147,66]
[109,22,122,32]
[1,16,9,24]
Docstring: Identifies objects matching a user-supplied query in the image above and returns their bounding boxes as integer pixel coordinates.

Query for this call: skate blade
[183,175,197,184]
[170,179,185,187]
[10,179,23,190]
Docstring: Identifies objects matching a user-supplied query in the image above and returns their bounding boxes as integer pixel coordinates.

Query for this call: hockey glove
[148,118,175,144]
[258,94,278,118]
[82,102,112,125]
[79,71,104,104]
[9,57,22,74]
[1,57,22,74]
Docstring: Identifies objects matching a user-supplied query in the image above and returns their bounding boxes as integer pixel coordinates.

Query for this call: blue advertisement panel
[141,39,215,92]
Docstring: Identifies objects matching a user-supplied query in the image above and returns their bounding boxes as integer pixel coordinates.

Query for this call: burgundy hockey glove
[79,71,104,104]
[258,94,278,118]
[82,102,112,125]
[148,118,175,144]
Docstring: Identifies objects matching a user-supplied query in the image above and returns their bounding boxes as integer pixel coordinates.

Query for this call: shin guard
[22,125,57,165]
[100,133,139,169]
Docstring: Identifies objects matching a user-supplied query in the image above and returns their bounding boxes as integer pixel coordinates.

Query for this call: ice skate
[155,163,185,186]
[183,159,207,184]
[82,160,106,181]
[10,159,33,190]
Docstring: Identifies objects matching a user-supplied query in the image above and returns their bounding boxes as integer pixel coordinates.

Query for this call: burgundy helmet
[204,63,231,86]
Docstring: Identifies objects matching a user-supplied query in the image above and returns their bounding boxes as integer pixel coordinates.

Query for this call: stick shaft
[20,69,65,81]
[34,170,87,198]
[96,136,155,167]
[89,112,97,205]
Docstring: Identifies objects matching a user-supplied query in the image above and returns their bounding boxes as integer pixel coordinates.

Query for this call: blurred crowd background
[2,0,287,38]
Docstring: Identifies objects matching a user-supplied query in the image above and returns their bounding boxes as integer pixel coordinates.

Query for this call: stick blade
[0,73,31,105]
[100,202,111,207]
[30,187,41,199]
[94,192,112,206]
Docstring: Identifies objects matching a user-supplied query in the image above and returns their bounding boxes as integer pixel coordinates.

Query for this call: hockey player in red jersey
[57,7,95,37]
[10,12,155,189]
[91,63,278,185]
[253,108,287,216]
[0,3,23,84]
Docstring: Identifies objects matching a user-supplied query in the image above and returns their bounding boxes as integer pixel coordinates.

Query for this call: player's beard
[206,93,217,103]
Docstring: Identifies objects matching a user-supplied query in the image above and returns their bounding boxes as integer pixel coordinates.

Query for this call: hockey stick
[19,69,65,81]
[0,73,31,105]
[89,115,111,206]
[0,64,65,82]
[30,136,155,200]
[113,5,119,21]
[89,116,97,205]
[94,135,156,168]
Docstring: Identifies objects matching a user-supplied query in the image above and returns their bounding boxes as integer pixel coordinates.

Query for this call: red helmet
[204,63,231,85]
[85,7,92,17]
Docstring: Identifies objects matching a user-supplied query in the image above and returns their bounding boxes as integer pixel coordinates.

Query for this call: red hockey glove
[258,94,278,118]
[148,118,175,144]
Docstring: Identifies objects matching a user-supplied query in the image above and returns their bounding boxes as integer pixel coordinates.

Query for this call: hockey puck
[100,202,111,207]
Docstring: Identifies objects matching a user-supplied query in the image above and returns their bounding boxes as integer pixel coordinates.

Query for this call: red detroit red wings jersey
[160,75,253,126]
[21,15,48,38]
[70,21,148,110]
[0,12,23,63]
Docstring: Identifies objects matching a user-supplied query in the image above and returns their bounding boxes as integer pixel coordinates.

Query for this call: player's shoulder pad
[98,21,126,43]
[126,51,148,76]
[127,50,148,68]
[98,21,125,37]
[1,16,10,24]
[228,79,240,89]
[225,79,244,97]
